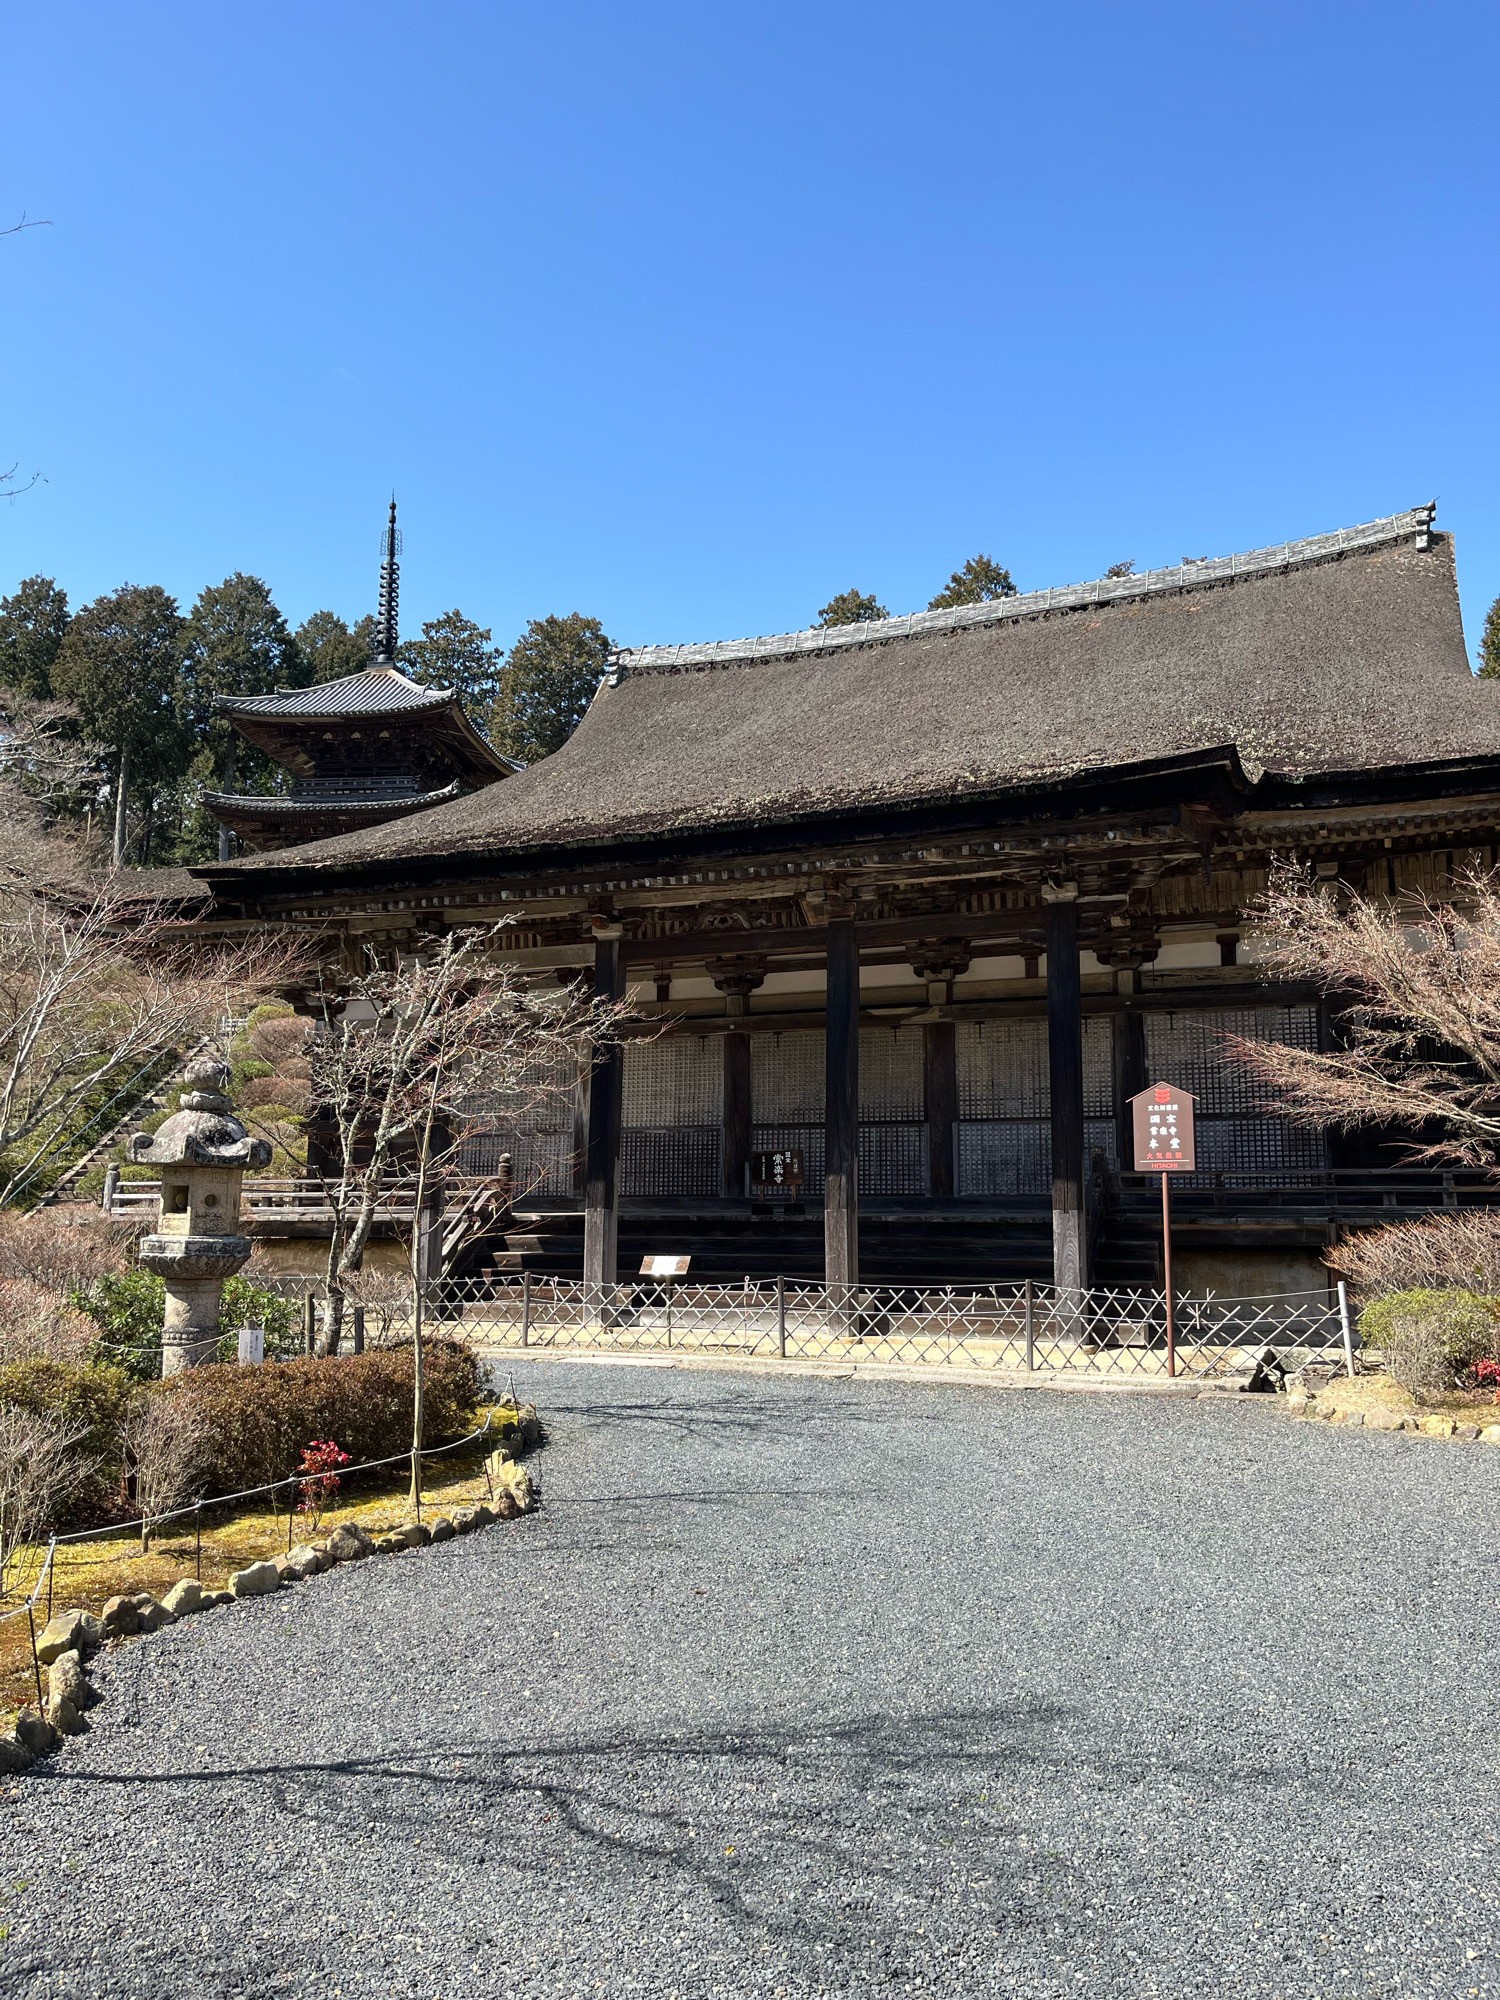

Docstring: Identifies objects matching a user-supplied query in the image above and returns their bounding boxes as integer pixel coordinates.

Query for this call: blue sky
[3,2,1497,659]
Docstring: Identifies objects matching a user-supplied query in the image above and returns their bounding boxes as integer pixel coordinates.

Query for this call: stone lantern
[131,1057,272,1376]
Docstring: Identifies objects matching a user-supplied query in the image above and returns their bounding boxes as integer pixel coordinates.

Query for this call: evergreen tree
[489,614,613,765]
[927,555,1017,610]
[816,588,889,628]
[398,609,503,713]
[178,574,302,861]
[53,584,188,866]
[1479,594,1500,680]
[0,575,70,698]
[295,610,378,683]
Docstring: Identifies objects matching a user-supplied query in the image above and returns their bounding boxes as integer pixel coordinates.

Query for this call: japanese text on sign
[750,1148,803,1192]
[1129,1082,1197,1173]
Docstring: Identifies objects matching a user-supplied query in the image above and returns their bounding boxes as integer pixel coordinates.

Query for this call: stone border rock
[1286,1365,1500,1442]
[0,1445,538,1778]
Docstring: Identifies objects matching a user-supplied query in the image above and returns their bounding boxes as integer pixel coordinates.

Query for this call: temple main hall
[194,503,1500,1295]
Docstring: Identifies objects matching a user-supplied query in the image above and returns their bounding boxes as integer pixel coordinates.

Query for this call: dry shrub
[123,1391,208,1548]
[0,1277,97,1364]
[0,1401,89,1589]
[341,1267,415,1347]
[0,1359,137,1523]
[0,1208,131,1296]
[156,1341,480,1496]
[1329,1212,1500,1299]
[245,1012,311,1071]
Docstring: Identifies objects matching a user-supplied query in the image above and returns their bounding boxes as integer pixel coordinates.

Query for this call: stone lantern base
[138,1235,254,1376]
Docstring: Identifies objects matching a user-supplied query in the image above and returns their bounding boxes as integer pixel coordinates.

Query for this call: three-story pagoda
[205,501,513,853]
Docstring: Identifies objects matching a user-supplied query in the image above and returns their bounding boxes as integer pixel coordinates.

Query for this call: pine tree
[398,609,503,713]
[927,555,1017,610]
[816,589,889,628]
[53,585,188,866]
[295,610,378,684]
[178,575,303,861]
[1479,594,1500,680]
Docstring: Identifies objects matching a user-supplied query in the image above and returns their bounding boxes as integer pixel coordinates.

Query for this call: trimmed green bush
[0,1358,137,1522]
[1358,1288,1500,1393]
[74,1269,299,1380]
[155,1341,481,1496]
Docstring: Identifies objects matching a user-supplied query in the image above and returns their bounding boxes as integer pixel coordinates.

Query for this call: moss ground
[0,1411,512,1719]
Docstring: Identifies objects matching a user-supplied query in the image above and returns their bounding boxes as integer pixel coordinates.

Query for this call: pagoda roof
[216,665,453,720]
[204,781,464,853]
[213,666,514,782]
[201,503,1499,883]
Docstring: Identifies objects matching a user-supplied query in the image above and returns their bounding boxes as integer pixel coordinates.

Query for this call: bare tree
[1225,861,1500,1174]
[339,1265,417,1347]
[0,852,303,1205]
[1327,1210,1500,1299]
[305,927,633,1499]
[125,1393,207,1552]
[0,1403,86,1591]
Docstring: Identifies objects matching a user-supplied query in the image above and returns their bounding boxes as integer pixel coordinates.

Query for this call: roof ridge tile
[609,504,1437,679]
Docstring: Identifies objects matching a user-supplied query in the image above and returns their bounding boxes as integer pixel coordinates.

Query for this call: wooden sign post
[1128,1082,1197,1377]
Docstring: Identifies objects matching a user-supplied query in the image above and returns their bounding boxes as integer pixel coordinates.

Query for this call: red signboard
[1129,1082,1197,1173]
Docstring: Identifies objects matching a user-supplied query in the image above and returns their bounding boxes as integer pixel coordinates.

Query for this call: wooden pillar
[724,1031,752,1196]
[824,917,860,1288]
[709,956,765,1199]
[582,935,623,1301]
[1046,900,1088,1292]
[1111,980,1148,1168]
[924,1022,957,1197]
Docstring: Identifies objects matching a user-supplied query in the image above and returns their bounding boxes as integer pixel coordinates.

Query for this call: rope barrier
[44,1410,497,1550]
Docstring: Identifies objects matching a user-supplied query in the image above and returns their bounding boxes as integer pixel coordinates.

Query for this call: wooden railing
[106,1177,428,1224]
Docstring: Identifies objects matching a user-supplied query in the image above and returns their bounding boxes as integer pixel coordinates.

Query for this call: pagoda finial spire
[374,494,400,664]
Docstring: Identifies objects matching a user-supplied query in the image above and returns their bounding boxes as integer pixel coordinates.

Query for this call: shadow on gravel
[19,1702,1292,1977]
[539,1391,906,1447]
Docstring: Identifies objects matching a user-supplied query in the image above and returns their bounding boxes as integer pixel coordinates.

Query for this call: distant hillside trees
[399,610,503,714]
[1479,595,1500,680]
[489,614,613,765]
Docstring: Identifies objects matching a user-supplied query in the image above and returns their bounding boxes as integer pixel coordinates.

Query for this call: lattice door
[954,1017,1115,1194]
[1143,1006,1326,1180]
[751,1029,825,1198]
[859,1024,926,1195]
[455,1053,578,1199]
[620,1034,723,1197]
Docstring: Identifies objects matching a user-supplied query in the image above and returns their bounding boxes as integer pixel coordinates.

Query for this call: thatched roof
[208,505,1492,881]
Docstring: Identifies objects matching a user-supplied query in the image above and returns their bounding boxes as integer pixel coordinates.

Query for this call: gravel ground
[2,1361,1500,1999]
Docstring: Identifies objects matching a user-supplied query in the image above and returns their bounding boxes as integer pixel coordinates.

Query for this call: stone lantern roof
[130,1058,272,1170]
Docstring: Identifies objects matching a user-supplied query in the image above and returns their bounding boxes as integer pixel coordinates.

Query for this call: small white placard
[640,1255,691,1278]
[237,1323,265,1366]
